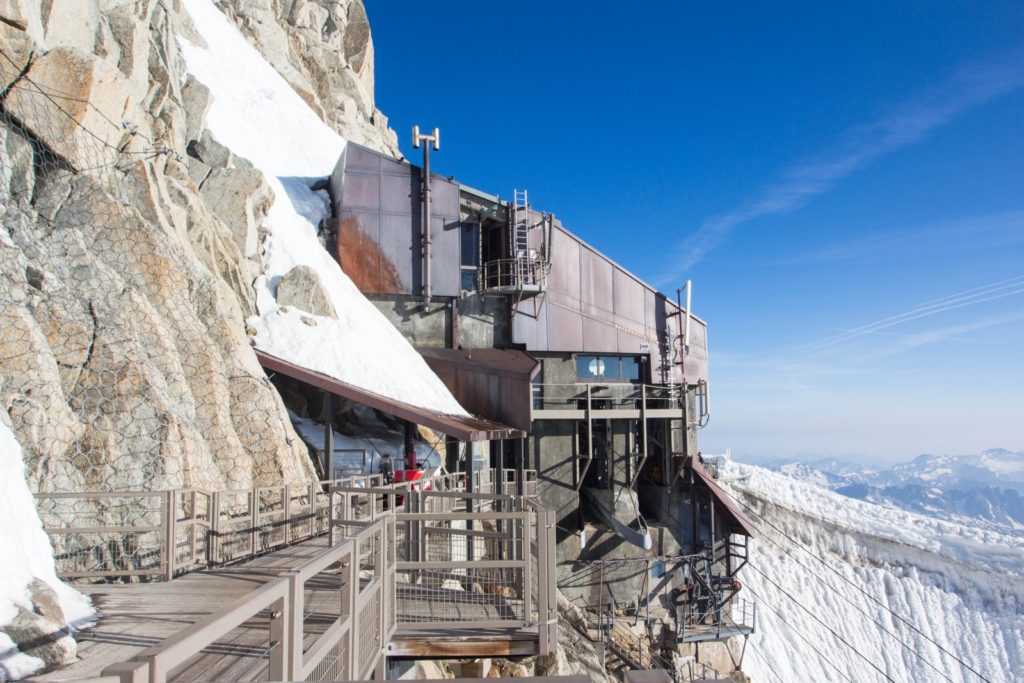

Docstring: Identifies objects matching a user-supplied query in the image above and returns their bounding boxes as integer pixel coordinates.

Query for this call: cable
[748,562,897,682]
[740,507,954,681]
[744,582,853,682]
[721,483,992,683]
[747,640,784,683]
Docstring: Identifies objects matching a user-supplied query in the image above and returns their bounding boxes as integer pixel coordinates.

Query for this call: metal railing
[74,471,554,682]
[479,257,546,292]
[35,470,534,582]
[596,613,723,683]
[531,382,685,414]
[678,595,756,643]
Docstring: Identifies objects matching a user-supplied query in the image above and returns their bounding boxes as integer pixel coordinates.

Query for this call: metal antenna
[412,126,440,310]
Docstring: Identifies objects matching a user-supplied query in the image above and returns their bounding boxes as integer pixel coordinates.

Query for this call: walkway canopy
[688,455,756,537]
[256,350,525,442]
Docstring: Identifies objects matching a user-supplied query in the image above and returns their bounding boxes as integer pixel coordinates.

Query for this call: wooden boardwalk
[36,539,330,681]
[36,537,541,682]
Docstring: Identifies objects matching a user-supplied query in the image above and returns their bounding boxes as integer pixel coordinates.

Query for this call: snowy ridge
[719,460,1024,682]
[0,423,94,679]
[176,0,467,417]
[766,449,1024,532]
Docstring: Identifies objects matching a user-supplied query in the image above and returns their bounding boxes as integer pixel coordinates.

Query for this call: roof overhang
[256,350,525,442]
[689,455,756,537]
[419,348,540,433]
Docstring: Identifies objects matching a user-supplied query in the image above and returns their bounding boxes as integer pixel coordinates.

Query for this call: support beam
[323,391,335,479]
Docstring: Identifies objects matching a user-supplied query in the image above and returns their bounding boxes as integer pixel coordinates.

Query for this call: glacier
[718,459,1024,682]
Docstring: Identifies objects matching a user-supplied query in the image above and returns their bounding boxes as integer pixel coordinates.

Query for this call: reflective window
[461,224,479,267]
[460,268,478,291]
[576,355,643,382]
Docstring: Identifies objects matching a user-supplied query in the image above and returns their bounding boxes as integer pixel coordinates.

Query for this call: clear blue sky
[367,1,1024,463]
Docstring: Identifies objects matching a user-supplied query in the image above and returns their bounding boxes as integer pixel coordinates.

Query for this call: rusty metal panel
[548,227,580,301]
[431,176,460,217]
[644,289,659,338]
[544,301,583,350]
[430,216,460,297]
[580,247,613,320]
[582,316,617,352]
[337,211,381,293]
[616,328,649,356]
[381,171,417,214]
[613,268,645,332]
[342,172,380,211]
[379,153,408,176]
[512,292,549,349]
[379,213,416,293]
[344,144,382,173]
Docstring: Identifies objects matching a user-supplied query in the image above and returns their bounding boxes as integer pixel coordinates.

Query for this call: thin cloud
[802,275,1024,352]
[863,310,1024,359]
[657,47,1024,283]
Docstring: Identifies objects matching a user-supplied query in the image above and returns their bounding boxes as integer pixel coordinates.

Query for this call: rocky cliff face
[0,0,395,673]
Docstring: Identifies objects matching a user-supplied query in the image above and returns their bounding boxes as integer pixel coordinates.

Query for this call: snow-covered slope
[719,460,1023,683]
[0,423,93,680]
[177,0,467,417]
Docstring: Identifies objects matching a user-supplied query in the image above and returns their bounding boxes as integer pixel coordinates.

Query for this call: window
[460,224,479,291]
[575,355,643,382]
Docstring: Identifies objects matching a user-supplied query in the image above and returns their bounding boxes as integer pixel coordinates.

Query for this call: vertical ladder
[511,189,530,259]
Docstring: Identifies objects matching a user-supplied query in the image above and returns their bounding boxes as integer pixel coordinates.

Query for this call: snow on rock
[0,422,93,679]
[176,0,467,417]
[719,459,1024,682]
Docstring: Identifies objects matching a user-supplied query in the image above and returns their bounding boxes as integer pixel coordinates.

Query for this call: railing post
[545,507,557,654]
[250,489,259,557]
[283,484,291,544]
[347,542,359,679]
[163,490,176,581]
[209,491,221,566]
[101,661,149,683]
[328,487,336,547]
[268,593,289,681]
[310,481,318,537]
[284,571,303,680]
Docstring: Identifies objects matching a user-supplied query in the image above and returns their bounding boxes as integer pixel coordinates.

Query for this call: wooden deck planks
[36,537,541,681]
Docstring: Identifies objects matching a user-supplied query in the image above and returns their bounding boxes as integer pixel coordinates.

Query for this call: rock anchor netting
[1,49,314,575]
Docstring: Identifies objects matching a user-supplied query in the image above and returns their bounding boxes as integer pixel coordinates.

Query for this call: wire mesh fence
[2,36,314,577]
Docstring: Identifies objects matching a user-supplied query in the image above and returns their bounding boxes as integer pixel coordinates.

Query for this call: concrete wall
[366,293,509,349]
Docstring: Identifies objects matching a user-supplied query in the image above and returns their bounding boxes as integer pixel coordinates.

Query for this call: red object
[394,469,423,484]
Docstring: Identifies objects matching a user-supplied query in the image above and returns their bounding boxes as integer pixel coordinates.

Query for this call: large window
[575,355,642,382]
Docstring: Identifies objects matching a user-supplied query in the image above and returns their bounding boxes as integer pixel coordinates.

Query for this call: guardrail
[67,474,555,682]
[34,470,537,582]
[531,382,684,415]
[679,596,756,643]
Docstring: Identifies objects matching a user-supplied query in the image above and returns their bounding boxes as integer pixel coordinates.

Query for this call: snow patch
[176,0,467,417]
[0,423,93,678]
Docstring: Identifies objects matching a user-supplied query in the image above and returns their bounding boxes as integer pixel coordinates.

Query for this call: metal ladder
[511,189,530,259]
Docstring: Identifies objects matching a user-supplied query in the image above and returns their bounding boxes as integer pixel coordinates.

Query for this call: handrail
[35,469,536,582]
[94,480,556,682]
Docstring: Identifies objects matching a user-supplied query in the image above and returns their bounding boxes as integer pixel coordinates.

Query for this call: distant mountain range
[764,449,1024,531]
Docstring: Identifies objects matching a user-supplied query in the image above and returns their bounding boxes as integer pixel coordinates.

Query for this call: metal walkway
[33,470,556,682]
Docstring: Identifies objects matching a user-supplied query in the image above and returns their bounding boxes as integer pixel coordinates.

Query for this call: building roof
[256,350,525,442]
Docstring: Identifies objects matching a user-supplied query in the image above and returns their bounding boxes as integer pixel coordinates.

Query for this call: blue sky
[367,2,1024,463]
